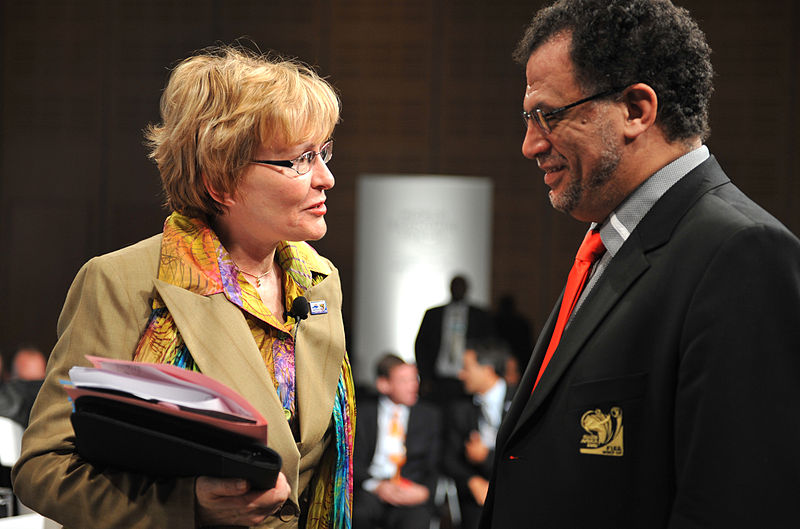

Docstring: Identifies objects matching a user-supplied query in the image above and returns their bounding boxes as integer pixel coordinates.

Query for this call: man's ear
[621,83,658,140]
[202,174,235,207]
[375,377,390,396]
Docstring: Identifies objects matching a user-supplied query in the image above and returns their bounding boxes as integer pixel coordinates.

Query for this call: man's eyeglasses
[251,140,333,176]
[522,87,626,134]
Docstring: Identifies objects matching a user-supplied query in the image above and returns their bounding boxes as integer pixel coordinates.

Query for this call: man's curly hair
[514,0,713,143]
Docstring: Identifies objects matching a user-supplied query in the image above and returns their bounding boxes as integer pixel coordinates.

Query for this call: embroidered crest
[579,406,623,456]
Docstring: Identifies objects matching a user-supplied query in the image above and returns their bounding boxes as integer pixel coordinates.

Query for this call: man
[354,354,441,529]
[0,345,46,427]
[492,295,534,385]
[415,275,494,403]
[481,1,800,528]
[10,347,46,382]
[443,340,514,529]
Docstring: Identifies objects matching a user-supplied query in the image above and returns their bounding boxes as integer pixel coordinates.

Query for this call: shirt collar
[159,212,331,294]
[378,395,409,415]
[475,378,506,407]
[593,145,710,256]
[157,212,331,329]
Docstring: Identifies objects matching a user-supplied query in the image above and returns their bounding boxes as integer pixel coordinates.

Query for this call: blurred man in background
[443,340,514,529]
[354,354,441,529]
[415,276,493,404]
[0,345,46,427]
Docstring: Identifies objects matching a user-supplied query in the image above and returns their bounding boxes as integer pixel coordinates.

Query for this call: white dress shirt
[474,379,507,450]
[363,396,410,492]
[435,301,468,378]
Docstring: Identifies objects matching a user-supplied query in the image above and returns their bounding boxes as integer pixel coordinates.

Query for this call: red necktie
[533,229,606,391]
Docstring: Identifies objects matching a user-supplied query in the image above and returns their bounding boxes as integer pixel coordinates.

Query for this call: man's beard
[550,123,621,215]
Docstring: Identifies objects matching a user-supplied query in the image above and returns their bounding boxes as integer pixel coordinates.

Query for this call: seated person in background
[11,346,46,382]
[0,345,46,427]
[0,345,46,503]
[354,354,441,529]
[443,340,515,529]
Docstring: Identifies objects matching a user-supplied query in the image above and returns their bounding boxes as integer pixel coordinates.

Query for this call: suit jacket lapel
[496,298,558,449]
[501,156,730,448]
[153,279,301,490]
[502,246,649,445]
[295,270,346,449]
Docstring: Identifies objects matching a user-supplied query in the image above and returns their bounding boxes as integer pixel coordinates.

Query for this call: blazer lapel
[153,279,301,488]
[505,246,649,445]
[500,156,731,449]
[294,270,346,449]
[496,298,558,449]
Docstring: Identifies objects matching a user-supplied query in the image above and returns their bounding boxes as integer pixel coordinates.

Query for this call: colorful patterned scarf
[134,212,354,528]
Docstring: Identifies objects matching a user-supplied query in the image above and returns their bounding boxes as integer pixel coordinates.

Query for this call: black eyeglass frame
[522,86,627,134]
[250,140,333,176]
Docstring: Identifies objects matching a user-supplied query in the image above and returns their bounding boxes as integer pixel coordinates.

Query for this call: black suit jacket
[442,385,515,493]
[354,398,441,494]
[0,380,43,427]
[480,157,800,528]
[415,304,494,384]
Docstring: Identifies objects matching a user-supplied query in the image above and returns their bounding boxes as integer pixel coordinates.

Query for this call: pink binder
[63,355,268,443]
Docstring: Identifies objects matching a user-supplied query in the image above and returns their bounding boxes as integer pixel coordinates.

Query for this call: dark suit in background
[443,385,514,529]
[492,295,534,376]
[354,399,441,529]
[0,380,42,428]
[415,304,493,403]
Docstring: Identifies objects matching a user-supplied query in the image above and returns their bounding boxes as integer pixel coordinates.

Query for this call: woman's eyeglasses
[251,140,333,176]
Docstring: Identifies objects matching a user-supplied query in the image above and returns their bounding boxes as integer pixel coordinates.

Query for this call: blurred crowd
[354,276,532,529]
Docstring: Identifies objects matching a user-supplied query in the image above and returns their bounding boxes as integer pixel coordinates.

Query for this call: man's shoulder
[447,395,477,411]
[445,397,480,426]
[467,304,494,325]
[702,182,796,237]
[669,178,799,259]
[642,157,798,250]
[411,399,442,419]
[425,304,447,315]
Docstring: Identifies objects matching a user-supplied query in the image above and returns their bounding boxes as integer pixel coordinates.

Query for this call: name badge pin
[309,300,328,315]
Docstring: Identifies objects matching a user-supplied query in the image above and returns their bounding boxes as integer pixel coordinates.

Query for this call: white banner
[353,174,493,386]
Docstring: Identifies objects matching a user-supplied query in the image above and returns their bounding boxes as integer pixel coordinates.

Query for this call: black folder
[71,395,282,490]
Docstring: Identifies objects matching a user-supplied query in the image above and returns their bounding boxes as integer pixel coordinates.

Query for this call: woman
[12,46,355,529]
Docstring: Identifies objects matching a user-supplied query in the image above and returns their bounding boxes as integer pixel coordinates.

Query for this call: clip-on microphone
[284,296,309,342]
[284,296,310,323]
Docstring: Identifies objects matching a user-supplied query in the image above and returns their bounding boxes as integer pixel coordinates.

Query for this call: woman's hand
[195,472,291,527]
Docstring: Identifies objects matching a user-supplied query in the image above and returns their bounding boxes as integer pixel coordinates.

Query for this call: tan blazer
[12,234,347,529]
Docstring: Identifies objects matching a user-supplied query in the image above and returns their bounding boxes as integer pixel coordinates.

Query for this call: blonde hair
[145,45,340,218]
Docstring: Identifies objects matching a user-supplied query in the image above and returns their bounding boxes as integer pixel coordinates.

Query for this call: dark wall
[2,0,798,366]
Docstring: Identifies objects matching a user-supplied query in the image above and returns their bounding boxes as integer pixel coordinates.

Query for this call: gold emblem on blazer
[579,406,623,456]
